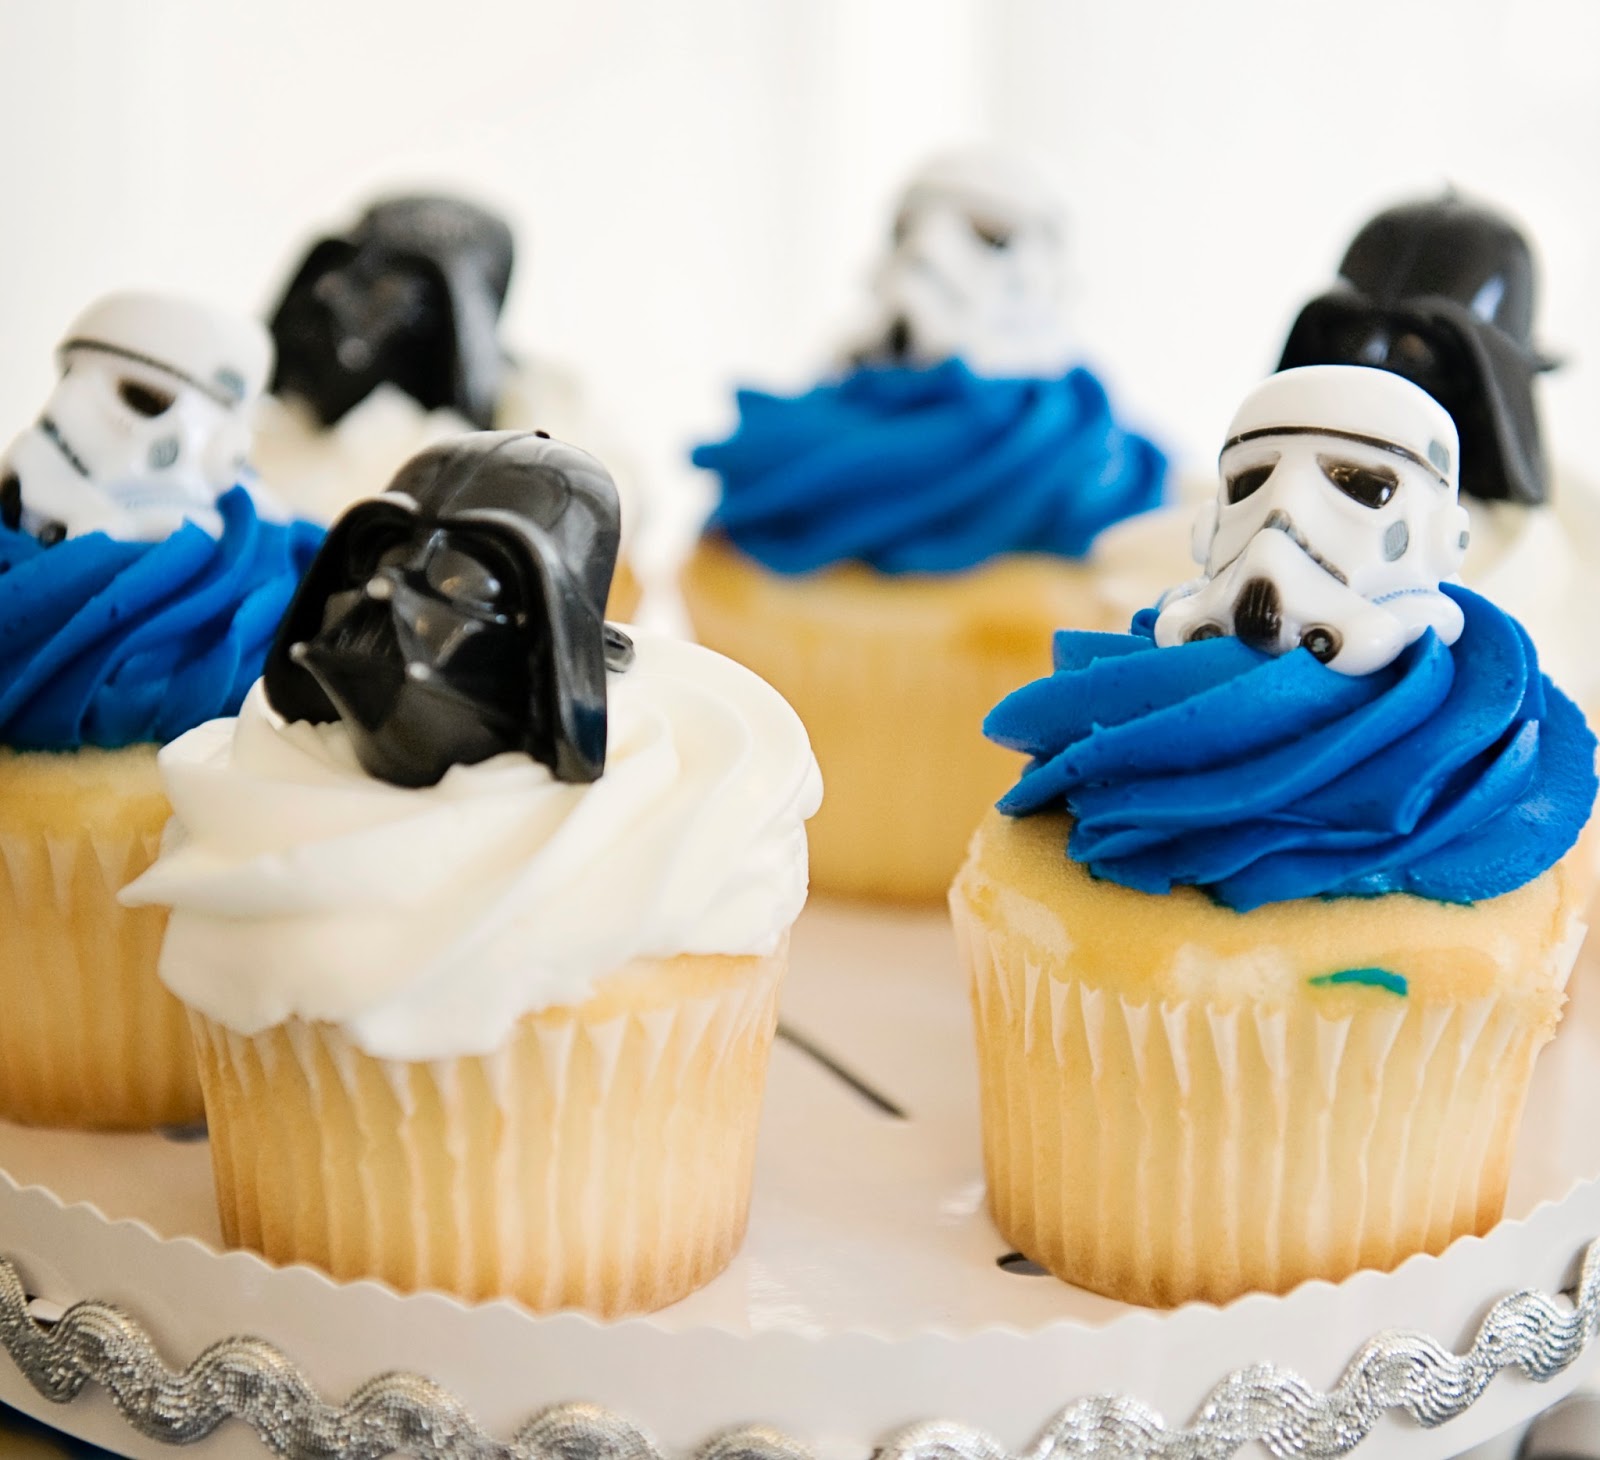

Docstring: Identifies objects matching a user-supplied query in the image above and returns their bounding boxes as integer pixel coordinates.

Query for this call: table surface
[0,1404,117,1456]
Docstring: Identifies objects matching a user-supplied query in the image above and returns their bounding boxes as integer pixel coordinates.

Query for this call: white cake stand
[1,899,1598,1460]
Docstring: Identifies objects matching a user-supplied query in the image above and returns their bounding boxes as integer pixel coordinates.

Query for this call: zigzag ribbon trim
[1,1242,1596,1459]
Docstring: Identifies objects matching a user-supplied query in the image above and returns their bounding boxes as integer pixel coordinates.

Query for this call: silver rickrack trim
[1,1241,1598,1460]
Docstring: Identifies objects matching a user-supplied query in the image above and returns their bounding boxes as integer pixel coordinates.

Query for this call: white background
[1,0,1597,549]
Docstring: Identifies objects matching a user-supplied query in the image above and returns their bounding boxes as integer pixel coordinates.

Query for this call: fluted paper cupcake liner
[190,950,785,1316]
[684,540,1094,901]
[951,889,1581,1308]
[0,765,200,1130]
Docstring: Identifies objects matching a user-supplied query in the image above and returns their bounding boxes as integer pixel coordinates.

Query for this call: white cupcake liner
[954,890,1582,1307]
[190,954,784,1316]
[0,815,199,1128]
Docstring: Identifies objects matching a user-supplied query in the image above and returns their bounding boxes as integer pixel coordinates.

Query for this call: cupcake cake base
[0,746,201,1130]
[682,536,1103,902]
[952,809,1588,1308]
[188,950,784,1317]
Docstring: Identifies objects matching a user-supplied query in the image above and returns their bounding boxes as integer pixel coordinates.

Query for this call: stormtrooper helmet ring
[1155,366,1470,676]
[0,292,272,543]
[855,148,1071,376]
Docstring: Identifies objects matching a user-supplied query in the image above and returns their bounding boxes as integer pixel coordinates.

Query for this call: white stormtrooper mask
[1154,366,1470,675]
[0,292,272,543]
[854,148,1071,377]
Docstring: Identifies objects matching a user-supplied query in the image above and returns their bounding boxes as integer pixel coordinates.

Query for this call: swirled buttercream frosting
[0,487,323,750]
[692,360,1166,574]
[122,632,823,1061]
[987,586,1596,911]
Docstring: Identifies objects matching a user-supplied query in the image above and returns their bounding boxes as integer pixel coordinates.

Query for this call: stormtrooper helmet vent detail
[853,148,1071,376]
[0,292,272,543]
[269,194,515,431]
[1278,194,1553,505]
[264,431,627,789]
[1154,366,1469,676]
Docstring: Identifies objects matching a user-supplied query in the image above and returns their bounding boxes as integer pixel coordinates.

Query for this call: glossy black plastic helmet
[269,194,515,431]
[265,432,627,788]
[1279,195,1554,504]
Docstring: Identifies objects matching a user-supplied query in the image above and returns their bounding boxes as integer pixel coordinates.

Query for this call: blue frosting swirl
[986,587,1597,911]
[0,487,324,750]
[692,360,1167,574]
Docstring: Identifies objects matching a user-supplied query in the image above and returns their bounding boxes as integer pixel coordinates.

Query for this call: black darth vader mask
[264,432,630,789]
[268,195,515,431]
[1279,195,1554,505]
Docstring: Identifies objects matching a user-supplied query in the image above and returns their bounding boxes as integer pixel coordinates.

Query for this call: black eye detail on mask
[1225,462,1276,504]
[1391,331,1437,373]
[1319,455,1398,508]
[118,379,175,417]
[970,217,1014,250]
[264,431,625,790]
[421,539,513,614]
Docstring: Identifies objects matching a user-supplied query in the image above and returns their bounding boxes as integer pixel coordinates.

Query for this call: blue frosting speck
[1308,968,1408,996]
[0,487,324,750]
[692,359,1167,574]
[986,586,1597,911]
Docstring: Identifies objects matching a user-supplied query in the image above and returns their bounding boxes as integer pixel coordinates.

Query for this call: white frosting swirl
[250,363,634,530]
[250,385,474,524]
[123,632,822,1061]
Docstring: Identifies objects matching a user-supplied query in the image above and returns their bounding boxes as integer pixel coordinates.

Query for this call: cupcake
[0,291,323,1129]
[686,149,1166,901]
[252,193,642,616]
[951,365,1597,1307]
[123,432,820,1316]
[1091,194,1600,709]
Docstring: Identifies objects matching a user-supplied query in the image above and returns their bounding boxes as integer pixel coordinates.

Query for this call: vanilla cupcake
[952,367,1597,1307]
[125,432,819,1317]
[686,150,1166,901]
[0,291,323,1129]
[254,193,642,616]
